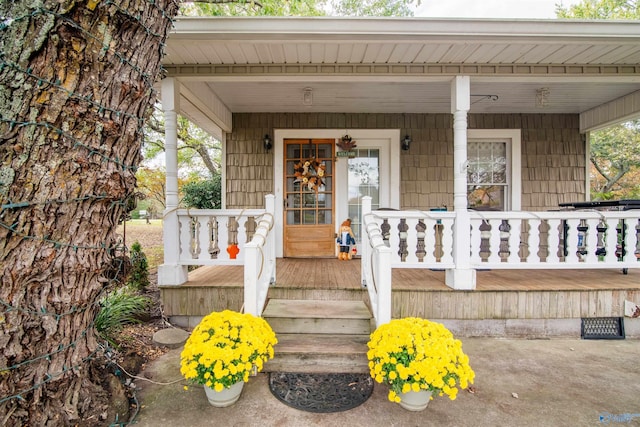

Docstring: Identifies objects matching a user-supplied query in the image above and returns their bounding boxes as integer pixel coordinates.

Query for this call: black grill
[581,317,625,339]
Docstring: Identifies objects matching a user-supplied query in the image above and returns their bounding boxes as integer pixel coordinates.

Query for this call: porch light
[263,134,272,151]
[303,87,313,106]
[536,87,550,108]
[401,135,412,151]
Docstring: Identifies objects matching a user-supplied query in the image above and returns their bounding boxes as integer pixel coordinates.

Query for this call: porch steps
[262,299,373,374]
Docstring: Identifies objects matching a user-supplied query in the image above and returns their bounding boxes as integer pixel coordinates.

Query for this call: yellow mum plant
[180,310,277,391]
[367,318,475,404]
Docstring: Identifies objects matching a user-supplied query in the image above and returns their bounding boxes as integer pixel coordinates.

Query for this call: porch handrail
[361,198,392,326]
[243,195,276,316]
[175,207,268,265]
[468,210,640,269]
[361,207,640,270]
[362,208,457,269]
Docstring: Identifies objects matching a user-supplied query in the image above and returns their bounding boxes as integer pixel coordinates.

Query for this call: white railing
[171,195,276,316]
[361,196,640,323]
[365,210,457,269]
[362,207,640,271]
[469,210,640,270]
[244,196,276,316]
[361,212,392,326]
[176,208,268,265]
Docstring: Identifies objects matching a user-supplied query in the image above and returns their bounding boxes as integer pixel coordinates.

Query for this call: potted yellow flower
[367,317,475,411]
[180,310,277,407]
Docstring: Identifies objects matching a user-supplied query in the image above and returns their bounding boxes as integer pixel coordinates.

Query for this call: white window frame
[467,129,521,211]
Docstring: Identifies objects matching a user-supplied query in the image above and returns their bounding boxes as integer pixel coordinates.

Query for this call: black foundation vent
[581,317,625,339]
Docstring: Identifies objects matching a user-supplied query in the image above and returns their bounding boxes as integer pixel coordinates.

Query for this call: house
[157,16,640,337]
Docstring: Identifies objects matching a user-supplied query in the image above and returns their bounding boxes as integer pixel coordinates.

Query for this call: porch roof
[162,17,640,136]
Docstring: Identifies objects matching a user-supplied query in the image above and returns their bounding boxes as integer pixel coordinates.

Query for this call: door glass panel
[303,210,316,224]
[318,210,331,224]
[285,139,333,226]
[348,149,380,243]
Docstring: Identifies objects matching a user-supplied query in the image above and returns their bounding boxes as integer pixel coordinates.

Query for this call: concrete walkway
[133,338,640,427]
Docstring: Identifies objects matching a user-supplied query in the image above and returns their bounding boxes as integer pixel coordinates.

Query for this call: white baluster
[584,218,600,264]
[547,218,561,264]
[178,214,193,262]
[507,219,521,264]
[527,218,541,264]
[440,218,454,266]
[564,218,580,264]
[196,215,209,262]
[387,218,401,264]
[488,219,502,264]
[469,217,482,264]
[424,219,438,265]
[405,217,419,264]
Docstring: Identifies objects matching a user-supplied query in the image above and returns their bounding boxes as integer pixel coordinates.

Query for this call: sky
[414,0,584,19]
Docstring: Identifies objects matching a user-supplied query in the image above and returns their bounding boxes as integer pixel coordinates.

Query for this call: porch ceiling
[163,17,640,132]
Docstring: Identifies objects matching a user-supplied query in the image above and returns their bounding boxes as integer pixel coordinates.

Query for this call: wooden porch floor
[183,258,640,292]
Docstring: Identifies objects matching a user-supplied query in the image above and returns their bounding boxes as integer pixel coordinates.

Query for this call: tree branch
[601,164,630,194]
[591,157,611,182]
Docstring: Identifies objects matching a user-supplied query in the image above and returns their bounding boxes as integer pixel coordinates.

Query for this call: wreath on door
[293,157,325,192]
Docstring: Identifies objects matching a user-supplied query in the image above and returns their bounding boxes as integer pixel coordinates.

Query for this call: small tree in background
[128,241,150,291]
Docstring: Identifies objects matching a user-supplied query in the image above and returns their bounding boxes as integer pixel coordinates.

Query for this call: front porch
[160,258,640,337]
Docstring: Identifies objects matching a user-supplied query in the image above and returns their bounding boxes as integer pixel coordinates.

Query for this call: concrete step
[262,299,372,335]
[264,333,370,374]
[262,299,373,373]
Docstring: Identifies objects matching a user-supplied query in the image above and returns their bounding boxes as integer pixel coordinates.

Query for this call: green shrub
[95,286,150,344]
[182,176,222,209]
[128,241,150,290]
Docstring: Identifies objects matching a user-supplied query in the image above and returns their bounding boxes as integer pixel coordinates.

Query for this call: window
[467,130,521,211]
[347,148,380,243]
[467,141,508,210]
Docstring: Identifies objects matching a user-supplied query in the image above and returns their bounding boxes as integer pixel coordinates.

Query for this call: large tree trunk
[0,0,177,425]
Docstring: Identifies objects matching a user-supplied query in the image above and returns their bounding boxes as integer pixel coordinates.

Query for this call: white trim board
[274,129,400,258]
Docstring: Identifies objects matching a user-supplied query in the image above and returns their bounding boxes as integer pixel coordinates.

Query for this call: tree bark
[0,0,178,425]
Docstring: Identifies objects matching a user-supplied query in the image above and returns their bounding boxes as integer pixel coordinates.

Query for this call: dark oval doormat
[269,372,374,413]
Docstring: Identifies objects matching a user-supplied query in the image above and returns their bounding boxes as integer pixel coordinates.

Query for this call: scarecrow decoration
[336,219,356,260]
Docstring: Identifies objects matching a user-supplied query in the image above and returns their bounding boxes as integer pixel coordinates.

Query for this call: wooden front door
[284,139,334,257]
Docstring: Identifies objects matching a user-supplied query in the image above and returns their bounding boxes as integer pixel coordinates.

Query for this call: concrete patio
[133,337,640,426]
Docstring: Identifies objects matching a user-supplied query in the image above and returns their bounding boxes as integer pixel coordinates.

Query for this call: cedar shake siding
[226,113,584,211]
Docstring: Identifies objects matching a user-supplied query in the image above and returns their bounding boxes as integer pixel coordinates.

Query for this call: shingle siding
[226,113,584,211]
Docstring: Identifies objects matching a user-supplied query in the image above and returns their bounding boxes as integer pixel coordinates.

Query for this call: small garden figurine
[337,219,356,260]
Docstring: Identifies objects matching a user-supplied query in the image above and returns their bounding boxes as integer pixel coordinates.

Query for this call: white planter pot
[398,389,432,411]
[204,381,244,407]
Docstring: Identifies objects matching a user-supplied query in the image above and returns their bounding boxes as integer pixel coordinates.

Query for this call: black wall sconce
[401,135,412,151]
[263,134,272,151]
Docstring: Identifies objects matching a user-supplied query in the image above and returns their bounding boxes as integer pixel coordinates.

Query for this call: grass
[117,220,164,270]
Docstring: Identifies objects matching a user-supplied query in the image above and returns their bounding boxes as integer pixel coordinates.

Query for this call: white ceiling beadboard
[162,17,640,130]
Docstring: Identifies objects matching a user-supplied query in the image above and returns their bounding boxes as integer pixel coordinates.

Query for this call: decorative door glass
[285,140,333,225]
[348,149,380,243]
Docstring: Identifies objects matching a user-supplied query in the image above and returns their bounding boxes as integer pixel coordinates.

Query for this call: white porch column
[158,78,188,286]
[446,76,476,290]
